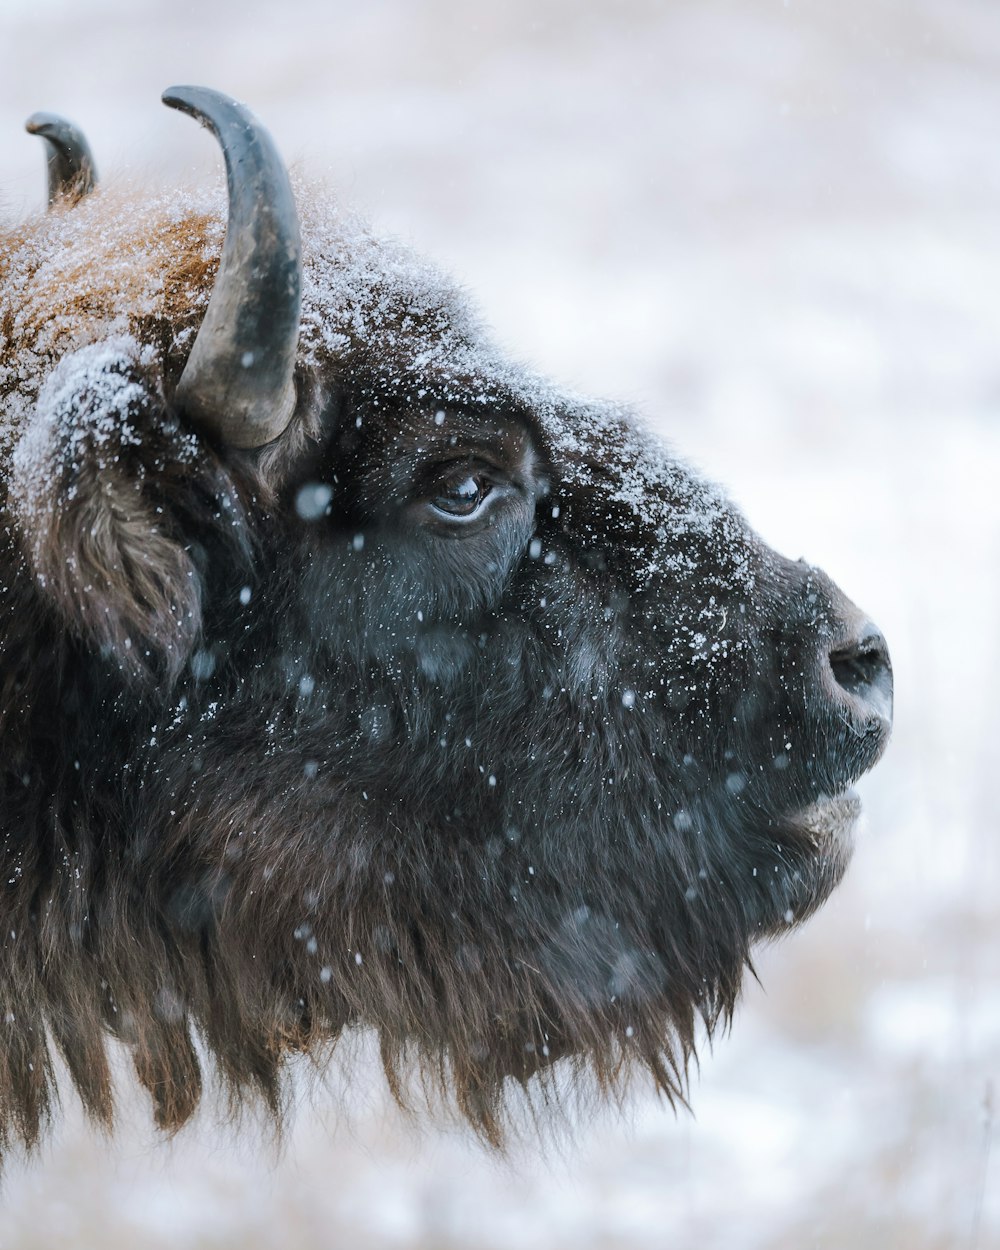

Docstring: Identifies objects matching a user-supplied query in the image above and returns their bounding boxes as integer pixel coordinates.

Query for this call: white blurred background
[2,0,998,1245]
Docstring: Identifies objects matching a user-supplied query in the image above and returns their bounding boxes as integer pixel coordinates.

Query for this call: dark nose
[827,623,893,732]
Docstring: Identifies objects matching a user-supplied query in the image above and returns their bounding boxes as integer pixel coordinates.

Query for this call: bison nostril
[829,626,893,726]
[831,644,881,695]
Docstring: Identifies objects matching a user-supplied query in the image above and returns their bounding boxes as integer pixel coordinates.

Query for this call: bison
[0,86,891,1154]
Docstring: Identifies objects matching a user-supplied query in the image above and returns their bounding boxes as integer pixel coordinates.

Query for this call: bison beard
[0,88,892,1155]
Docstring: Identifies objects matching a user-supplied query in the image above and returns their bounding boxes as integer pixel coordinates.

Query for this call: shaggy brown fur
[0,174,891,1156]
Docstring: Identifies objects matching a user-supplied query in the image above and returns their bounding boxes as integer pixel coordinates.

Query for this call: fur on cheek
[9,337,203,683]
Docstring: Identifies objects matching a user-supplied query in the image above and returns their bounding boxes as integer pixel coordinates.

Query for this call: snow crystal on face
[295,482,333,521]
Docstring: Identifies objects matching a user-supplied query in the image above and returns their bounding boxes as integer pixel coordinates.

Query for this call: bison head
[0,87,891,1152]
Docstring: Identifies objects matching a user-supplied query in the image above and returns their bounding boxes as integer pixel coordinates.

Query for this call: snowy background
[1,0,998,1245]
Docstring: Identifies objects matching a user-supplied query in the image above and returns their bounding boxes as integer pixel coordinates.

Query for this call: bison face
[0,87,891,1152]
[273,366,890,1013]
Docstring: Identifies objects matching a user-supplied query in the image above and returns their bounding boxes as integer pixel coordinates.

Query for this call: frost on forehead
[295,187,492,374]
[539,397,757,594]
[295,189,755,595]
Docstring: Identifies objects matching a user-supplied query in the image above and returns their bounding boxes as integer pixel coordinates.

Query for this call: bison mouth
[791,788,862,846]
[754,789,862,932]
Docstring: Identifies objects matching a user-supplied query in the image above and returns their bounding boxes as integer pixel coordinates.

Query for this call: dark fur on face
[0,185,891,1155]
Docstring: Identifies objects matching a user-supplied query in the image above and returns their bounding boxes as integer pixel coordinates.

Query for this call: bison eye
[431,473,491,518]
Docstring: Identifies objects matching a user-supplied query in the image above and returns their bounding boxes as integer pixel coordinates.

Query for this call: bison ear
[11,339,216,684]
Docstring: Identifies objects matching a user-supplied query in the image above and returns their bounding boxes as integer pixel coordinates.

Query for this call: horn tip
[25,111,55,136]
[162,85,189,106]
[162,86,223,119]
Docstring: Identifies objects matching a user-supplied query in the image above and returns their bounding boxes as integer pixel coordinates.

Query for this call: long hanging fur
[0,174,890,1159]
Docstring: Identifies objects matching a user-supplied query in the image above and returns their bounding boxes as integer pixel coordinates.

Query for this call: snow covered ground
[1,0,998,1245]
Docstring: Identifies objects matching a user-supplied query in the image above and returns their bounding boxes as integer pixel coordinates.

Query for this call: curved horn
[25,112,97,206]
[162,86,301,449]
